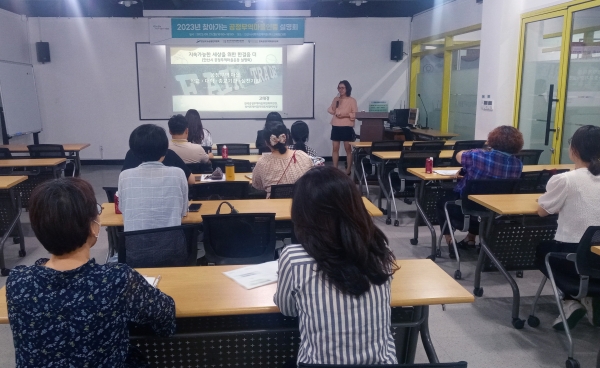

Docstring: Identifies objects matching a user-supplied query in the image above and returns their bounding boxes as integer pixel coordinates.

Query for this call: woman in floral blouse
[6,178,176,368]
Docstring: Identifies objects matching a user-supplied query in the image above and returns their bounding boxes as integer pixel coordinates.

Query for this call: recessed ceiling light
[118,0,138,7]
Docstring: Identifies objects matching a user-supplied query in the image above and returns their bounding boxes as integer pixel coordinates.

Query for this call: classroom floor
[0,165,598,368]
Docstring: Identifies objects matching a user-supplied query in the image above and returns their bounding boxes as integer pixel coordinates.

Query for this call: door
[559,4,600,163]
[515,13,568,164]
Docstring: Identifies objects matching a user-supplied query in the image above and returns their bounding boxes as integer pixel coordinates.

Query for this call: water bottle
[114,191,122,214]
[425,157,433,174]
[222,145,228,159]
[225,159,235,181]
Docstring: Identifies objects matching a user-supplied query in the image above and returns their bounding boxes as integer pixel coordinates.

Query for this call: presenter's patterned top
[274,245,398,365]
[6,258,176,368]
[328,97,358,127]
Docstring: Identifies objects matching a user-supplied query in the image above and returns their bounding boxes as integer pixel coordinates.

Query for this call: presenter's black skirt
[330,126,355,142]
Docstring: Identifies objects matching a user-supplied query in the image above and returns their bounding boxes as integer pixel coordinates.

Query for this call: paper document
[143,275,161,288]
[245,174,253,180]
[434,170,459,176]
[223,261,279,290]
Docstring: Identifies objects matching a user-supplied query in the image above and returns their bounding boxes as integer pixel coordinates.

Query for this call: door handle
[545,84,559,146]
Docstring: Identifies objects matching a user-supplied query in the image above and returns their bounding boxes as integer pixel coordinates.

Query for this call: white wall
[474,0,572,138]
[27,17,410,160]
[411,0,483,41]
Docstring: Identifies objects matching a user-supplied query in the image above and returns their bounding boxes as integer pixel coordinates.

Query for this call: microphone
[336,100,339,108]
[417,93,430,130]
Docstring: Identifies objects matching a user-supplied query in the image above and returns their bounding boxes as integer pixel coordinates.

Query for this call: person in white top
[536,125,600,330]
[167,114,212,164]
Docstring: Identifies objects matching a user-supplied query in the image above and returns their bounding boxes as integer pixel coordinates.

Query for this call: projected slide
[170,47,283,113]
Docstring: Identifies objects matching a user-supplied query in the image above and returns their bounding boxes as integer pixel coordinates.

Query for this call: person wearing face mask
[6,178,176,368]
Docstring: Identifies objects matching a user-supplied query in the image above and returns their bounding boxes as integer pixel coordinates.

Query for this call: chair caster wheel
[403,199,413,205]
[393,220,399,227]
[385,218,391,225]
[512,318,525,329]
[12,237,20,244]
[565,358,579,368]
[454,270,461,280]
[473,287,483,297]
[1,268,10,276]
[436,249,442,258]
[516,271,523,278]
[426,255,436,261]
[18,250,26,257]
[527,315,540,328]
[410,238,418,245]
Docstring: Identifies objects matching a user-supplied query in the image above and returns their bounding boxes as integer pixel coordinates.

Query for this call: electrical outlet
[481,99,494,111]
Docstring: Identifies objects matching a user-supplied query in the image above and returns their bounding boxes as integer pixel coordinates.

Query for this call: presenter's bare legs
[332,141,341,170]
[343,141,353,175]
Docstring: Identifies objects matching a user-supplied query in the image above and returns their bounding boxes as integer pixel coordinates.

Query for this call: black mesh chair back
[102,186,118,203]
[216,144,250,156]
[0,190,25,273]
[401,127,415,141]
[450,140,487,166]
[27,144,74,176]
[189,181,249,200]
[518,169,569,194]
[202,146,212,154]
[201,213,277,265]
[270,184,294,199]
[514,149,543,165]
[411,141,446,151]
[575,226,600,281]
[117,224,199,268]
[397,150,441,175]
[186,162,214,174]
[370,140,404,153]
[298,362,468,368]
[460,179,520,216]
[0,148,12,158]
[211,159,253,173]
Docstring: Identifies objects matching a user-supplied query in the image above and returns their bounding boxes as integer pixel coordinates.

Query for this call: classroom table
[593,246,600,256]
[192,172,252,184]
[467,193,558,328]
[0,259,474,366]
[0,176,28,275]
[406,164,575,260]
[211,143,257,150]
[350,141,456,149]
[386,128,459,141]
[0,158,67,178]
[212,154,261,163]
[0,144,90,174]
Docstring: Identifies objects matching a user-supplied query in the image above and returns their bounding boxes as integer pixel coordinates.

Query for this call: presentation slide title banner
[149,18,305,45]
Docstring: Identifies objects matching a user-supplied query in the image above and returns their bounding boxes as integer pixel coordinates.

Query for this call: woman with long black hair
[274,166,398,365]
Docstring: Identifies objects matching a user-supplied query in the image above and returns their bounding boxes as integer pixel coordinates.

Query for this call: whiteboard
[0,62,43,136]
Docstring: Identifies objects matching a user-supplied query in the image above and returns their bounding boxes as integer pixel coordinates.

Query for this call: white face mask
[92,220,101,238]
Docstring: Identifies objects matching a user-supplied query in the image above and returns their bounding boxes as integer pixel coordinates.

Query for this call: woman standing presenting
[327,80,358,175]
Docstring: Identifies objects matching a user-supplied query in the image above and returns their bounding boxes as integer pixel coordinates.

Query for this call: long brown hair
[185,109,206,144]
[291,166,397,296]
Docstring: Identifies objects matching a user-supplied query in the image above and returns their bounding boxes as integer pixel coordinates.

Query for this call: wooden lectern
[355,112,388,142]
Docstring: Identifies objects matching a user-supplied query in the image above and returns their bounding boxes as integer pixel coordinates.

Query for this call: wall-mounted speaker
[391,40,403,62]
[36,42,50,63]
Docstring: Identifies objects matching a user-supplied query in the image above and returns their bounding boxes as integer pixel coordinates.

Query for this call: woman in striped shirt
[274,166,399,365]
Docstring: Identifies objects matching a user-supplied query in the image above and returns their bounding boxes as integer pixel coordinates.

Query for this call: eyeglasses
[337,86,346,90]
[97,203,103,215]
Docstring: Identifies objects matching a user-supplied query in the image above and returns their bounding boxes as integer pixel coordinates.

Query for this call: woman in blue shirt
[6,178,176,368]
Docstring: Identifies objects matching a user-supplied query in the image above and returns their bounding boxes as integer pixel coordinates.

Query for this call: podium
[355,112,388,142]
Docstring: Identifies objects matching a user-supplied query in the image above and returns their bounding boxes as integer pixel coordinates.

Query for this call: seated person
[118,124,188,231]
[167,114,212,163]
[185,109,212,147]
[6,178,176,367]
[436,125,524,258]
[252,120,313,197]
[256,112,286,154]
[275,166,398,366]
[287,120,317,157]
[536,125,600,330]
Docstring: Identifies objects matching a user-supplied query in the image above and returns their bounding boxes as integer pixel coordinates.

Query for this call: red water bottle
[114,191,122,214]
[425,157,433,174]
[222,145,228,159]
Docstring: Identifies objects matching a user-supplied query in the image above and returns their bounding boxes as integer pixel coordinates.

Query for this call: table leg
[419,306,439,363]
[376,160,392,222]
[411,181,437,259]
[72,151,81,176]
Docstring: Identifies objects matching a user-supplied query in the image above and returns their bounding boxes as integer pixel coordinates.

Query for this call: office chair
[211,159,253,173]
[189,181,249,200]
[514,149,544,165]
[0,148,12,158]
[528,226,600,368]
[186,162,214,174]
[410,141,446,151]
[439,179,520,279]
[401,127,415,141]
[201,213,277,265]
[102,186,118,203]
[269,184,295,199]
[216,143,250,156]
[298,362,467,368]
[388,150,441,226]
[27,144,74,177]
[449,140,487,166]
[202,145,212,154]
[117,224,200,268]
[360,141,404,197]
[0,192,25,276]
[517,169,569,194]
